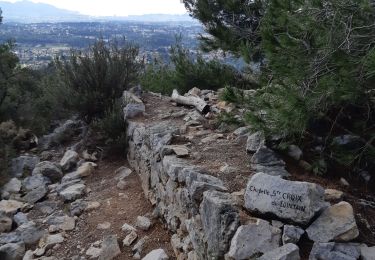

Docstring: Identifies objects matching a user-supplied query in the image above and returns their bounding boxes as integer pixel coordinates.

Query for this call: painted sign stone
[244,173,328,225]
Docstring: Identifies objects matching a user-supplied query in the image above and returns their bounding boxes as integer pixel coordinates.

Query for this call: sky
[2,0,188,16]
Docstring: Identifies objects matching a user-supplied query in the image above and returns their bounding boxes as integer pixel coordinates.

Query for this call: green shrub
[141,42,247,95]
[57,38,144,123]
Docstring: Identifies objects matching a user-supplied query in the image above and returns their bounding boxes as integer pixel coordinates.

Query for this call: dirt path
[31,158,174,260]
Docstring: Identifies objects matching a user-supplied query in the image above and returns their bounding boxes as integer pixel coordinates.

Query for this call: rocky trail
[0,88,375,260]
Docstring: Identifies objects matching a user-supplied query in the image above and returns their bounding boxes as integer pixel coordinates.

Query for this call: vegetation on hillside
[141,41,248,95]
[184,0,375,178]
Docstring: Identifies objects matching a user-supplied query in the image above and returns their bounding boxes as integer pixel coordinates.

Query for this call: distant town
[0,21,204,68]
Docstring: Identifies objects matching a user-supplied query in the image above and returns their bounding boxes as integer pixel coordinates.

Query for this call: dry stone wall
[124,90,373,260]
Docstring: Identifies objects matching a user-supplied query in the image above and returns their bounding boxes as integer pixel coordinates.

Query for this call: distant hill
[0,0,87,22]
[0,0,195,23]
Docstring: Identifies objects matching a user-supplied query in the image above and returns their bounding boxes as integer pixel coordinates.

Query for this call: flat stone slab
[245,173,328,225]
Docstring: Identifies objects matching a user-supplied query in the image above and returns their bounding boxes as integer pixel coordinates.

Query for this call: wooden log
[171,89,210,114]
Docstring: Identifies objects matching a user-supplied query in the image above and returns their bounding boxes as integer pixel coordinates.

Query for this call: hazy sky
[3,0,187,16]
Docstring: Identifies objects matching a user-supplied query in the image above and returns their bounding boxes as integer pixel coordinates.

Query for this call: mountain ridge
[0,0,194,23]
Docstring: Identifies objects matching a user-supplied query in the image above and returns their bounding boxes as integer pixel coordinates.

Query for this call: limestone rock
[306,202,359,242]
[121,223,136,234]
[324,189,344,201]
[0,242,25,260]
[98,235,121,260]
[136,216,151,231]
[22,174,50,192]
[0,221,45,246]
[132,236,148,255]
[0,213,12,233]
[38,233,64,250]
[97,222,111,230]
[257,243,300,260]
[142,249,169,260]
[123,103,145,119]
[11,155,39,178]
[60,150,79,172]
[21,185,47,204]
[32,162,63,183]
[123,231,138,247]
[227,218,281,259]
[245,173,328,225]
[59,183,86,202]
[115,167,132,181]
[13,212,28,227]
[282,225,305,245]
[246,132,265,153]
[200,190,239,259]
[85,201,101,212]
[251,147,284,166]
[309,242,361,260]
[287,145,303,161]
[2,178,22,195]
[76,162,95,177]
[70,200,88,216]
[0,200,25,216]
[46,212,75,231]
[360,245,375,260]
[86,245,102,259]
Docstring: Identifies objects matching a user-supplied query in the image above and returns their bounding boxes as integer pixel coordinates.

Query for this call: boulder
[245,173,328,225]
[123,103,145,119]
[306,202,359,242]
[0,213,12,233]
[13,212,28,227]
[360,245,375,260]
[60,150,79,172]
[32,162,63,183]
[251,147,285,166]
[246,132,265,153]
[136,216,152,231]
[282,225,305,245]
[309,242,361,260]
[22,174,50,192]
[21,185,47,204]
[86,245,102,259]
[200,190,240,259]
[99,235,121,260]
[46,212,75,231]
[2,178,22,195]
[70,199,87,216]
[257,243,300,260]
[11,155,40,178]
[0,200,25,216]
[142,249,169,260]
[0,242,25,260]
[227,218,281,259]
[0,221,45,246]
[58,183,86,202]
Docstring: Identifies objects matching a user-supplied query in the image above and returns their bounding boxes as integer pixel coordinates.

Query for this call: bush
[141,42,247,95]
[57,38,144,123]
